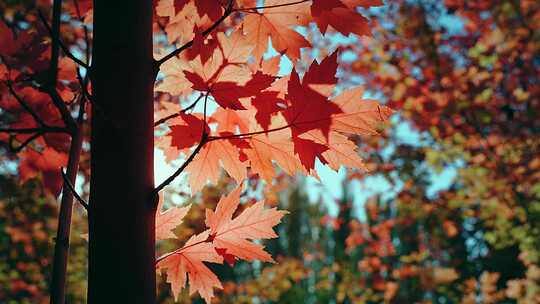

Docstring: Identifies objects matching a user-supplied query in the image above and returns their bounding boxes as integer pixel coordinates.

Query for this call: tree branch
[0,126,68,134]
[72,0,92,65]
[153,94,210,194]
[5,81,47,127]
[235,0,311,12]
[39,85,77,132]
[60,167,88,210]
[154,134,208,194]
[154,93,204,127]
[8,132,43,153]
[155,0,235,68]
[50,97,84,304]
[38,9,90,70]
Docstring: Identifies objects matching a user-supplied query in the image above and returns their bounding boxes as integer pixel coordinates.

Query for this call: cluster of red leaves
[155,5,392,193]
[0,2,87,195]
[152,0,392,301]
[1,1,392,302]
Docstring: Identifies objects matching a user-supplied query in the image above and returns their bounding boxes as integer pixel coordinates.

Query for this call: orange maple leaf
[244,125,306,183]
[330,87,394,135]
[158,231,222,303]
[185,140,247,193]
[242,0,312,61]
[158,187,287,303]
[155,194,191,241]
[205,187,288,263]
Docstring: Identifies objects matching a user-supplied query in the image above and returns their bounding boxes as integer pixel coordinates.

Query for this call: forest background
[1,0,539,303]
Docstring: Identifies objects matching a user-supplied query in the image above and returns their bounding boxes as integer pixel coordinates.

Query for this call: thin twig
[37,10,90,70]
[72,0,92,65]
[0,126,69,134]
[49,0,62,84]
[235,0,311,12]
[5,81,47,127]
[154,135,208,194]
[208,124,291,141]
[156,236,211,264]
[76,69,94,103]
[153,94,210,194]
[203,93,209,123]
[38,85,77,132]
[153,93,204,127]
[60,167,88,210]
[155,0,235,67]
[8,132,44,153]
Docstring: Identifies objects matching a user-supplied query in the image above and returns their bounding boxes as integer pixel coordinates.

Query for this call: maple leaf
[242,0,312,61]
[173,0,190,13]
[257,54,281,75]
[303,51,339,96]
[244,124,306,183]
[0,21,26,56]
[330,87,394,136]
[158,231,223,303]
[185,140,247,193]
[211,108,250,134]
[155,194,191,241]
[180,31,260,109]
[311,0,380,36]
[196,71,275,110]
[157,0,207,44]
[158,187,288,303]
[341,0,384,7]
[205,186,288,263]
[284,69,342,139]
[167,113,209,149]
[155,56,194,96]
[181,0,222,20]
[293,136,329,171]
[19,147,68,196]
[185,28,217,64]
[250,91,284,130]
[300,130,367,172]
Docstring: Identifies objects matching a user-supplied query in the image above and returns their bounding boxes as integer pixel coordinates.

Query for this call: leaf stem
[153,93,204,127]
[235,0,311,12]
[208,124,291,141]
[155,237,211,265]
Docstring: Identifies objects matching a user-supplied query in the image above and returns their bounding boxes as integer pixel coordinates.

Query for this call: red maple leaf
[284,69,341,139]
[167,113,209,149]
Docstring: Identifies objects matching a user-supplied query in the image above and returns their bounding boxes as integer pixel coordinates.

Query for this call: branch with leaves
[37,9,90,70]
[1,0,390,303]
[154,93,210,194]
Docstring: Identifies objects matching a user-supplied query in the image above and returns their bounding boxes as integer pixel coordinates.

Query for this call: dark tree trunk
[88,1,156,303]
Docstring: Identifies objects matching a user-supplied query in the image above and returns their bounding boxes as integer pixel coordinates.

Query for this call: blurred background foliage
[1,0,540,303]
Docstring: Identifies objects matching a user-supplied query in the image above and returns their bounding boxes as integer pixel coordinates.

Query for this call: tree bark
[88,1,156,303]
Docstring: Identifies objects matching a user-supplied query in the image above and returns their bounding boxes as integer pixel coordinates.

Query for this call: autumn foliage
[0,0,390,303]
[4,0,538,303]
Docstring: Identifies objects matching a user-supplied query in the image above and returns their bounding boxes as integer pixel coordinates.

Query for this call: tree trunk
[88,1,156,303]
